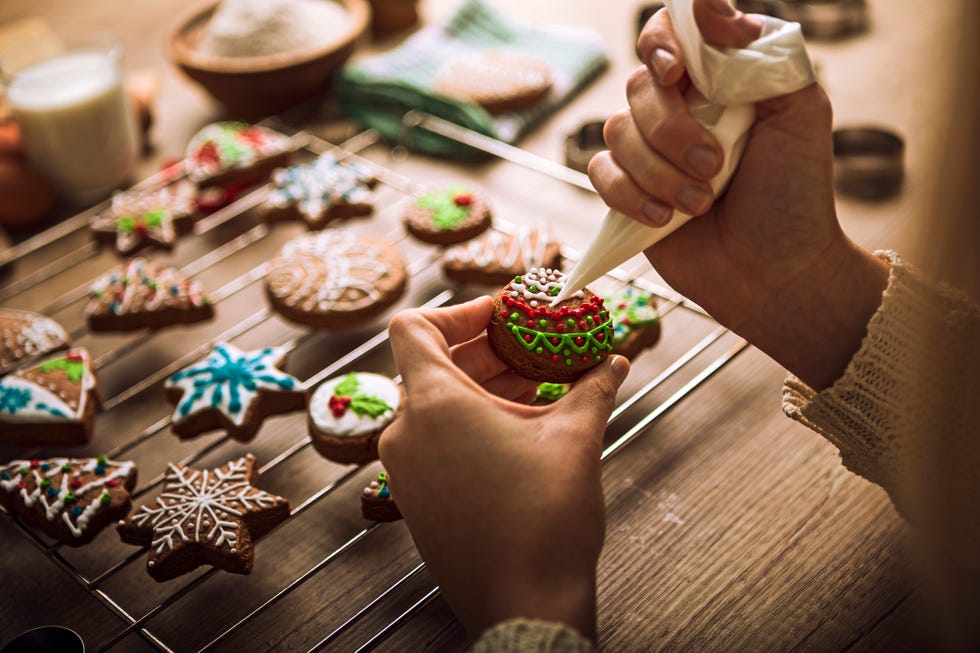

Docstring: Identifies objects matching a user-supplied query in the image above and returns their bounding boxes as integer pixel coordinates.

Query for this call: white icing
[443,224,554,269]
[266,153,374,223]
[309,372,400,437]
[185,122,291,182]
[130,456,284,554]
[0,350,95,423]
[510,268,582,303]
[88,258,209,316]
[0,309,69,366]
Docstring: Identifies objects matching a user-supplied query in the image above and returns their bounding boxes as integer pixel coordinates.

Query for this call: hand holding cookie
[381,297,629,640]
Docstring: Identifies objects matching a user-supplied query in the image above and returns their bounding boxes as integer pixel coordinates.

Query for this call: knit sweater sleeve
[470,619,595,653]
[783,250,980,567]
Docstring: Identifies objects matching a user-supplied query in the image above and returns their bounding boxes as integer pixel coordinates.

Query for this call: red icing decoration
[596,332,605,341]
[453,192,474,206]
[501,310,509,318]
[106,478,119,487]
[29,460,40,468]
[329,395,352,418]
[524,334,533,343]
[196,141,220,166]
[238,128,266,146]
[70,477,82,489]
[551,354,559,362]
[67,351,83,362]
[18,481,26,490]
[574,337,584,346]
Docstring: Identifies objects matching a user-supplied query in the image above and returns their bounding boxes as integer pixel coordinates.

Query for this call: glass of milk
[1,31,138,206]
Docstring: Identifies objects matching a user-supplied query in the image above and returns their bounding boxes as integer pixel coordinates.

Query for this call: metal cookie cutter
[736,0,868,39]
[565,120,607,174]
[832,126,905,199]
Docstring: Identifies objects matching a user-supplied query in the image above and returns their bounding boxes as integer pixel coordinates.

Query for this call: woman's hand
[590,0,888,390]
[380,297,630,640]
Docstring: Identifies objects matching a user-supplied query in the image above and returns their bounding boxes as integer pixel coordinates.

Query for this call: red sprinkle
[329,395,352,418]
[555,324,564,332]
[524,334,533,343]
[67,351,83,362]
[106,478,119,487]
[596,332,605,341]
[70,478,82,489]
[526,320,535,327]
[29,460,40,468]
[574,337,584,346]
[17,481,26,490]
[578,321,587,330]
[581,355,590,362]
[500,310,509,318]
[453,192,474,206]
[551,355,560,362]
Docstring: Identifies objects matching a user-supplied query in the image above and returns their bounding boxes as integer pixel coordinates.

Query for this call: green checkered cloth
[336,0,609,158]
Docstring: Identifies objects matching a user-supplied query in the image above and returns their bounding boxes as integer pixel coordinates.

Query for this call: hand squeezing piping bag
[552,0,816,303]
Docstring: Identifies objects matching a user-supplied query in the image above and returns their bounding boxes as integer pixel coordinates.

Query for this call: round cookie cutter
[736,0,868,39]
[565,120,607,174]
[1,626,84,653]
[832,126,905,199]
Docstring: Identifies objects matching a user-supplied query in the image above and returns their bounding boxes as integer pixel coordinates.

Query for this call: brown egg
[0,154,57,231]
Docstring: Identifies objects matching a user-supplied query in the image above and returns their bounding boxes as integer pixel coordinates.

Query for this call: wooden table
[0,0,966,650]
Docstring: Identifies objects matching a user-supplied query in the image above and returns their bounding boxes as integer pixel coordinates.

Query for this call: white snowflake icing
[266,153,375,223]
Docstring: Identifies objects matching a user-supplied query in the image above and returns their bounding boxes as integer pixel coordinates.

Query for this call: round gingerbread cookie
[606,286,661,359]
[403,187,492,245]
[487,268,614,383]
[308,372,403,464]
[265,231,408,328]
[442,224,561,285]
[433,50,553,114]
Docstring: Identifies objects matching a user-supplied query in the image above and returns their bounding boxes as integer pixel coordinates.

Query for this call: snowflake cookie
[165,342,305,441]
[117,454,289,582]
[0,456,137,546]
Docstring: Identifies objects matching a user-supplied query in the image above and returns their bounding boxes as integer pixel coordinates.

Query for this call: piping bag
[553,0,816,303]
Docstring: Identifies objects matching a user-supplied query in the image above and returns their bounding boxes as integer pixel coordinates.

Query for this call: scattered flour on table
[197,0,351,58]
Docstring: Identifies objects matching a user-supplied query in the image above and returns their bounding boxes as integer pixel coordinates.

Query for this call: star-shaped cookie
[117,454,289,582]
[90,180,198,255]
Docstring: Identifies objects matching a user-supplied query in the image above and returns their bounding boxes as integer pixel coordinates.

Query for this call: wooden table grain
[0,0,967,650]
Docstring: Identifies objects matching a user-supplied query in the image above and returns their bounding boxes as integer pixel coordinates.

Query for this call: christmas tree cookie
[442,224,561,285]
[90,180,198,255]
[0,456,137,546]
[403,186,492,245]
[117,454,289,582]
[185,122,292,189]
[165,342,305,441]
[308,372,402,464]
[261,153,378,230]
[487,268,614,383]
[361,471,401,522]
[86,258,214,332]
[0,348,100,445]
[0,308,69,375]
[606,286,661,359]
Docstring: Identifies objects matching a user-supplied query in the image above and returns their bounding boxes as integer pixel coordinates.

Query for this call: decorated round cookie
[0,455,137,546]
[403,186,492,245]
[0,308,69,375]
[442,224,561,285]
[487,268,614,383]
[262,153,378,230]
[86,259,213,332]
[606,286,661,359]
[90,180,198,256]
[265,231,408,329]
[308,372,402,464]
[185,121,292,189]
[433,50,553,114]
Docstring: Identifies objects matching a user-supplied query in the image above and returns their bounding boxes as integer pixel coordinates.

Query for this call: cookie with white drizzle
[487,268,614,383]
[361,471,402,522]
[605,286,662,359]
[265,230,408,329]
[0,308,69,375]
[433,50,553,114]
[90,180,198,256]
[0,455,137,546]
[165,342,305,441]
[117,454,289,582]
[185,121,293,189]
[86,258,214,332]
[0,348,101,446]
[261,153,378,230]
[308,372,402,464]
[442,224,561,285]
[403,186,492,245]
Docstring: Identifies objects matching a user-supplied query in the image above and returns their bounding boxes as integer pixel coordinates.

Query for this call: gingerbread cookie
[0,456,137,546]
[86,259,213,332]
[361,471,401,522]
[403,187,492,245]
[165,342,305,441]
[90,180,198,256]
[265,231,408,329]
[262,153,378,230]
[606,286,661,359]
[308,372,402,464]
[185,121,292,189]
[532,382,570,405]
[442,225,561,285]
[117,454,289,582]
[433,50,553,114]
[0,348,100,446]
[487,268,614,383]
[0,308,69,375]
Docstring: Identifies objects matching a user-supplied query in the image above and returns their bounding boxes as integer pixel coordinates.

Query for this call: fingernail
[649,48,676,81]
[610,355,630,386]
[685,144,721,178]
[709,0,737,17]
[677,186,712,214]
[641,198,673,226]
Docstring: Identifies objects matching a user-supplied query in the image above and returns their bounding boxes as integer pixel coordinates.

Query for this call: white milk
[7,50,137,205]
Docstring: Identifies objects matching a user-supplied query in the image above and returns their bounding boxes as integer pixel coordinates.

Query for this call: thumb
[694,0,763,49]
[553,355,630,440]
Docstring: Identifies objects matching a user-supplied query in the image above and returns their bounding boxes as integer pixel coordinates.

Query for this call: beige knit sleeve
[470,619,595,653]
[783,251,980,567]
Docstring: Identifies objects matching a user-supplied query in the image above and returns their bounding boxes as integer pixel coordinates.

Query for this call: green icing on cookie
[416,187,473,230]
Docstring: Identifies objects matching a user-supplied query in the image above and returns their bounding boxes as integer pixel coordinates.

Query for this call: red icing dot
[453,192,474,206]
[67,351,83,362]
[574,337,584,346]
[329,395,352,418]
[581,355,590,362]
[17,481,26,490]
[551,355,560,362]
[70,477,82,489]
[555,323,564,332]
[238,128,266,146]
[196,141,220,165]
[525,320,535,327]
[596,332,605,341]
[500,310,509,318]
[29,460,40,468]
[578,321,587,330]
[524,334,533,343]
[106,478,119,487]
[550,337,559,345]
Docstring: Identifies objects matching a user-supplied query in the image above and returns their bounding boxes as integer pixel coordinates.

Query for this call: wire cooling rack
[0,114,747,652]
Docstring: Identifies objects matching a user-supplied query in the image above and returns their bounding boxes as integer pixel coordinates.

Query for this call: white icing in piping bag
[553,0,816,304]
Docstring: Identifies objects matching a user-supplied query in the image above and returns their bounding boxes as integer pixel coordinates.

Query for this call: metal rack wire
[0,114,746,652]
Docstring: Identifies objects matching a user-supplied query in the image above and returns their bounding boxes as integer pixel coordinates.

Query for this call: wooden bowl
[168,0,370,119]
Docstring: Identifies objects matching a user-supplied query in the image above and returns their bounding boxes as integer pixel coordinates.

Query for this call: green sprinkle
[565,359,572,366]
[549,286,560,296]
[509,313,518,321]
[61,463,72,472]
[539,319,547,327]
[535,347,543,355]
[100,492,111,505]
[40,477,51,488]
[97,455,108,465]
[567,319,575,327]
[64,492,77,503]
[514,276,522,284]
